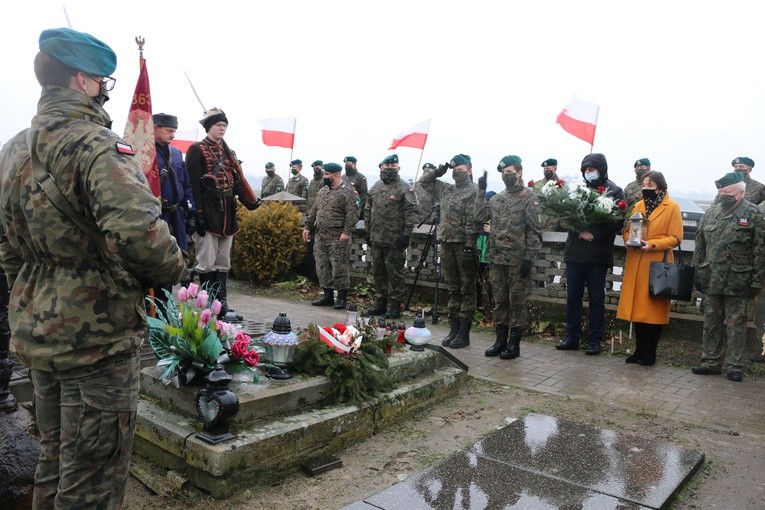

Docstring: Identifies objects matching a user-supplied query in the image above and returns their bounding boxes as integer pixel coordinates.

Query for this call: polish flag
[170,129,198,153]
[388,119,430,150]
[123,55,160,197]
[556,97,599,145]
[259,118,297,148]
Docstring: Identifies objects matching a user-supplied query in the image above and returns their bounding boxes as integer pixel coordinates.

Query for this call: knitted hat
[39,27,116,76]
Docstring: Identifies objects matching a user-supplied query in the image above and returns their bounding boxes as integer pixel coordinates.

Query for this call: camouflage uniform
[624,178,643,209]
[414,179,437,224]
[286,173,309,200]
[476,187,542,328]
[365,174,418,305]
[743,175,765,205]
[419,171,482,321]
[260,173,284,198]
[532,177,560,231]
[305,182,359,291]
[306,175,325,213]
[693,198,765,373]
[343,168,368,219]
[304,175,325,282]
[0,85,186,508]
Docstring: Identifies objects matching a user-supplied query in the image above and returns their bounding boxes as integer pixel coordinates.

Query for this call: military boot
[384,300,401,319]
[216,271,243,322]
[367,297,387,316]
[485,324,508,357]
[333,290,347,310]
[449,318,472,349]
[500,327,522,360]
[312,288,335,307]
[441,317,461,347]
[197,271,215,293]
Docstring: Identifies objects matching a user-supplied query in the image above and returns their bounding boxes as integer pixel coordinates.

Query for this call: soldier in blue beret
[0,28,186,508]
[419,154,483,348]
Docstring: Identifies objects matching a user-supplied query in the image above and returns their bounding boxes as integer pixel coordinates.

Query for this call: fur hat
[152,113,178,129]
[200,108,228,132]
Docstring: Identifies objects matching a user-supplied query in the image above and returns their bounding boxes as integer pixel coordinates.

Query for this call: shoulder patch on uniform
[116,142,135,155]
[738,218,750,226]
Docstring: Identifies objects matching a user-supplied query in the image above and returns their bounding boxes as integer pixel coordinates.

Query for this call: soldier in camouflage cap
[260,161,284,198]
[0,27,186,508]
[477,155,542,360]
[303,162,360,309]
[692,172,765,382]
[419,154,483,348]
[365,154,418,319]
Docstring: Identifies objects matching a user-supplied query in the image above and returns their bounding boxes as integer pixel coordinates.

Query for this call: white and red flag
[123,53,160,197]
[556,97,599,146]
[170,129,198,154]
[388,119,430,150]
[259,118,297,148]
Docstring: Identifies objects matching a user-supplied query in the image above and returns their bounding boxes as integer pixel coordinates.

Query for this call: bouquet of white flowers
[538,179,628,232]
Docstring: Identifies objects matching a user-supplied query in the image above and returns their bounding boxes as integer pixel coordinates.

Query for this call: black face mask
[323,176,333,186]
[502,174,518,188]
[266,170,275,176]
[380,168,398,184]
[719,194,737,208]
[543,169,555,179]
[291,168,299,175]
[642,189,658,202]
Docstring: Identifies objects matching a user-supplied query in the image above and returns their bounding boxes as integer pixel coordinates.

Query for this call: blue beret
[311,160,323,167]
[715,172,744,189]
[265,162,275,168]
[450,154,472,167]
[381,154,399,165]
[423,163,436,170]
[497,155,522,171]
[541,158,557,167]
[732,156,754,168]
[39,28,116,76]
[290,159,302,165]
[634,158,651,167]
[323,162,342,173]
[343,156,357,163]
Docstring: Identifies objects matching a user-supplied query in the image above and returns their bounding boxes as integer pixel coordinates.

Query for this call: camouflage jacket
[693,198,765,296]
[260,173,284,198]
[0,86,186,371]
[305,182,359,238]
[343,170,368,216]
[286,174,309,199]
[624,179,643,209]
[475,187,542,265]
[744,175,765,205]
[419,171,482,246]
[306,176,324,213]
[414,180,436,224]
[364,175,418,246]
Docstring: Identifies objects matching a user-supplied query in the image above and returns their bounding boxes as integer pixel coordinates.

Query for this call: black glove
[243,199,259,211]
[478,171,487,192]
[395,235,410,250]
[185,213,197,235]
[520,259,533,278]
[195,212,206,237]
[463,245,474,255]
[434,162,450,177]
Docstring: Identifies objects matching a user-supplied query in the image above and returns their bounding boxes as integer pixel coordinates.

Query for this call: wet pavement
[226,286,764,508]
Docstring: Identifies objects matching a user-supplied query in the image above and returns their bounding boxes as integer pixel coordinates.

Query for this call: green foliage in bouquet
[232,201,306,285]
[538,179,628,232]
[291,322,398,405]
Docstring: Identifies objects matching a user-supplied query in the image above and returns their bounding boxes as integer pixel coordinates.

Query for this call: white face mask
[584,171,599,182]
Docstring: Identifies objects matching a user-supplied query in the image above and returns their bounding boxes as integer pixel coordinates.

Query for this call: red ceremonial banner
[123,56,160,197]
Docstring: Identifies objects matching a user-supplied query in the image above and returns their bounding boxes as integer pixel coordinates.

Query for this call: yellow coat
[616,195,684,324]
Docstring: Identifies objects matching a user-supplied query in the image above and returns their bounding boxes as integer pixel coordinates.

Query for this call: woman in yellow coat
[617,171,684,365]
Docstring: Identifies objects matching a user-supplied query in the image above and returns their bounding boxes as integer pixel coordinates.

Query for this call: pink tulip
[187,282,199,299]
[196,290,209,309]
[177,287,188,302]
[211,299,222,315]
[198,308,213,327]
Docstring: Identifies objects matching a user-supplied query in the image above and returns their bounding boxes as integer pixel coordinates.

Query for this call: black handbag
[649,246,695,301]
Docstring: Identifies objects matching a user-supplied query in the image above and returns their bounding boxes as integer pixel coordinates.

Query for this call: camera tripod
[405,203,442,324]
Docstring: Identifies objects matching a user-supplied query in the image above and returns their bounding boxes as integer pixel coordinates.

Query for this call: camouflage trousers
[371,244,407,302]
[315,233,351,291]
[490,263,529,328]
[700,294,750,372]
[30,355,140,509]
[441,242,477,320]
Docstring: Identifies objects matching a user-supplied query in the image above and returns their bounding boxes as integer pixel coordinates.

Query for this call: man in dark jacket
[556,153,625,355]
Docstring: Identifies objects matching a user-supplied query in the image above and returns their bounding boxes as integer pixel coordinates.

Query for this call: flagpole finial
[134,36,145,58]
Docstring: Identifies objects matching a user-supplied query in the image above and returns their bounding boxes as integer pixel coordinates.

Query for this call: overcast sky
[2,0,763,197]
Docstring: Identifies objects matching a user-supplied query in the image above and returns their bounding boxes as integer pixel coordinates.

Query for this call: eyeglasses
[88,75,116,91]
